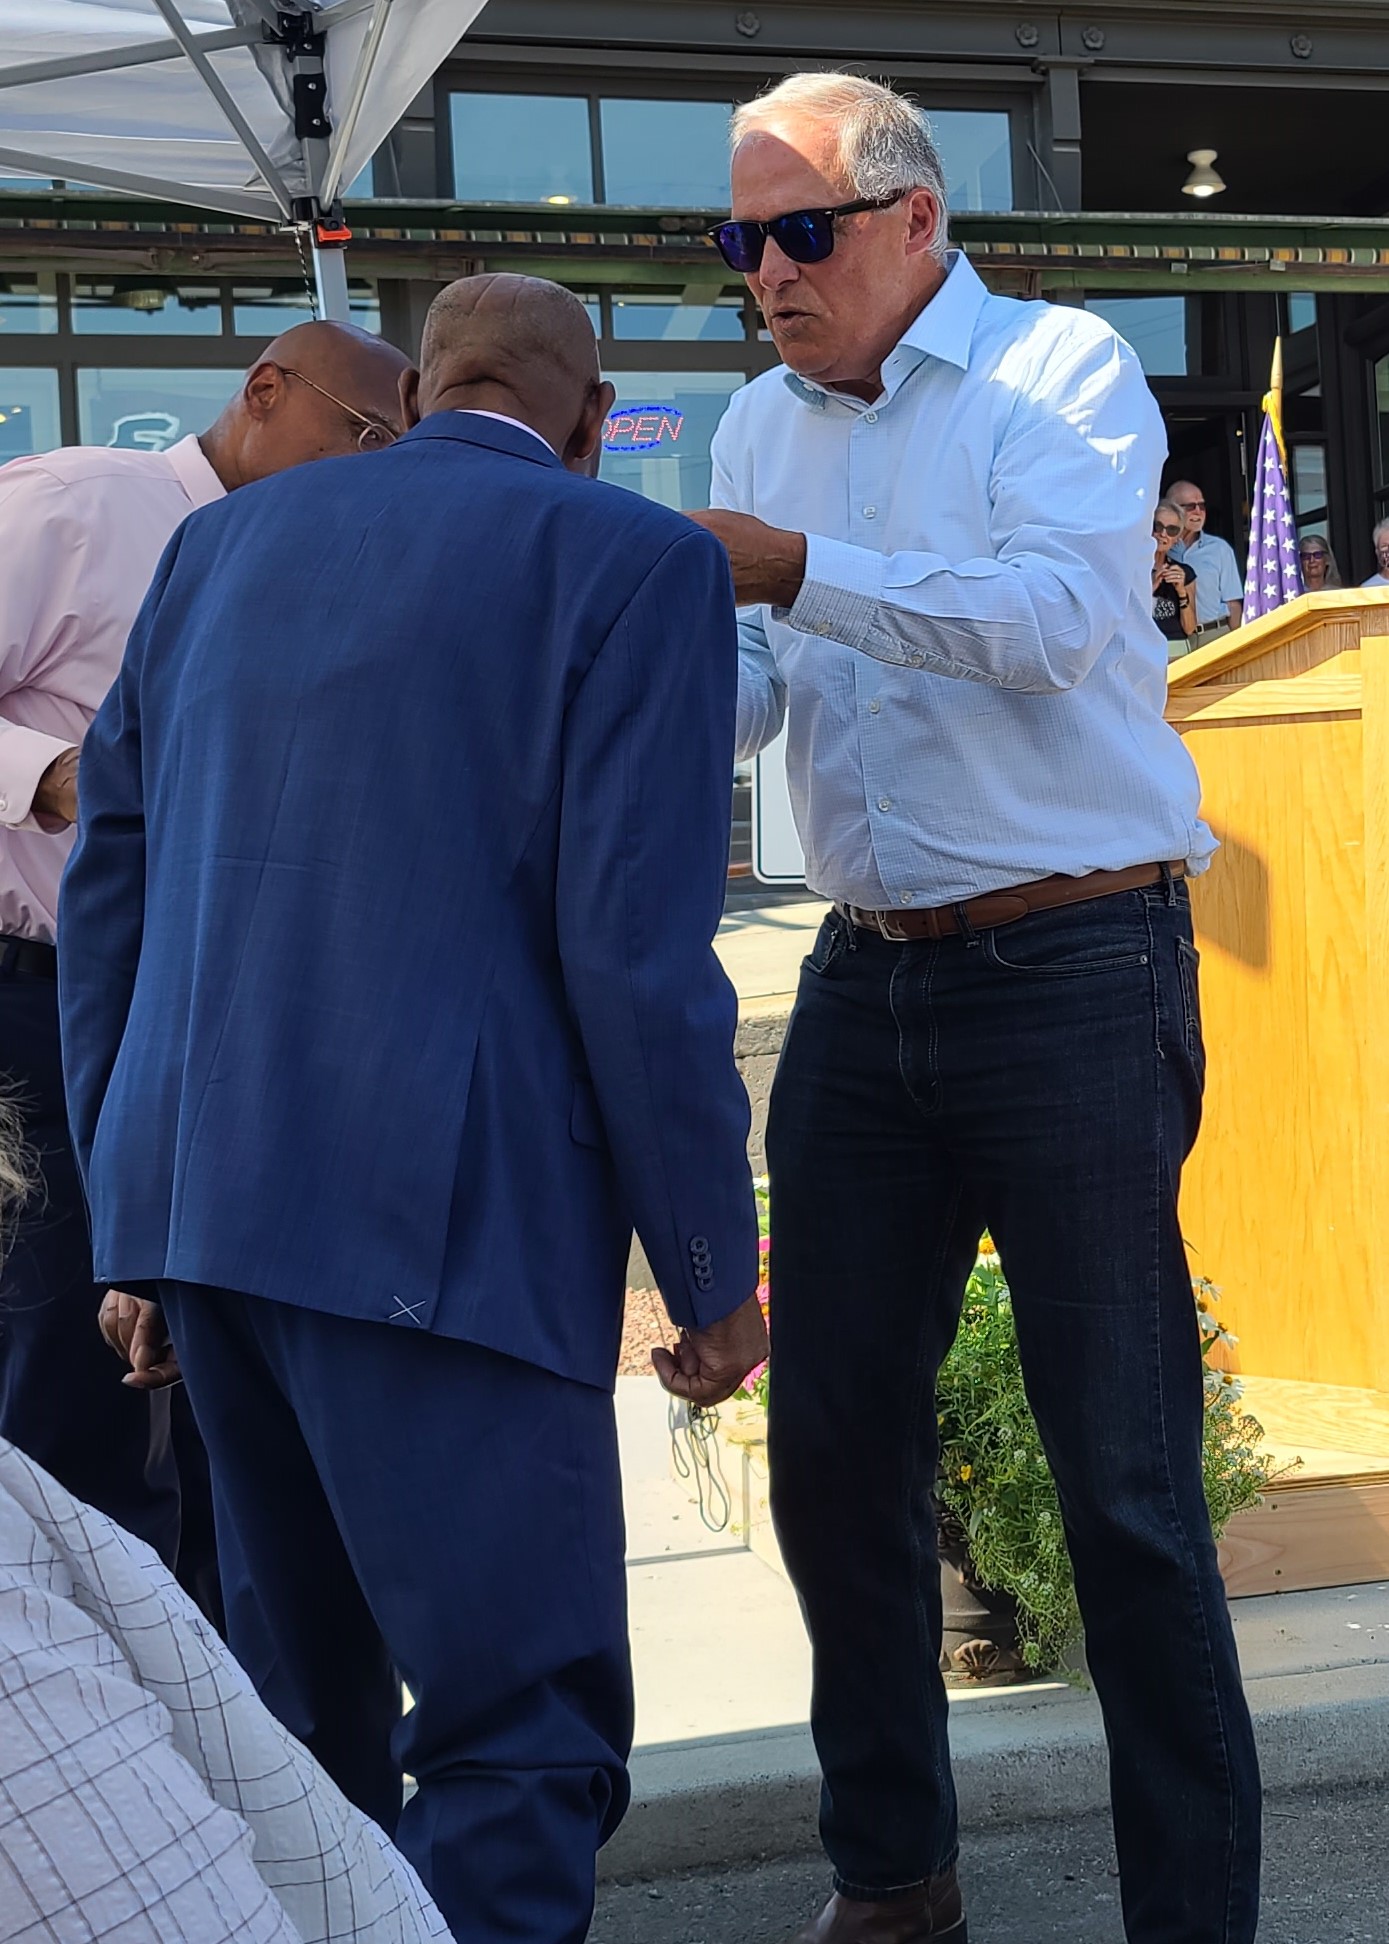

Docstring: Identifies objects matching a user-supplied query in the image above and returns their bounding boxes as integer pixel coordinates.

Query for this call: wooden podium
[1166,591,1389,1594]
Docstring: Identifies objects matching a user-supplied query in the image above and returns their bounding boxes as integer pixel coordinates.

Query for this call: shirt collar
[452,408,555,455]
[165,434,226,509]
[783,248,988,414]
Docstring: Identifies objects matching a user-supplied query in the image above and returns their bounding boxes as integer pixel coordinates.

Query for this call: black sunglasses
[1154,522,1182,537]
[708,194,902,273]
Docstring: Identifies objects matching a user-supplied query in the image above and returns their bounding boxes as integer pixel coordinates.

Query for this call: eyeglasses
[708,195,903,273]
[1153,522,1182,538]
[1174,500,1206,512]
[1300,548,1329,561]
[278,365,397,451]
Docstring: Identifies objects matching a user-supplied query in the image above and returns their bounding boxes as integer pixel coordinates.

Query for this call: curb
[599,1656,1389,1882]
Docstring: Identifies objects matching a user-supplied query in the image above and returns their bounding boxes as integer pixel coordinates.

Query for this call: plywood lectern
[1166,590,1389,1594]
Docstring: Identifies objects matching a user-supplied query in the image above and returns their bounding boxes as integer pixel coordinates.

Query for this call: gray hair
[732,73,950,259]
[1374,517,1389,547]
[0,1093,33,1237]
[1154,499,1186,530]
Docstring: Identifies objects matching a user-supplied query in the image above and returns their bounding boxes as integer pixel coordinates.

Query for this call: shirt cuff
[0,721,78,830]
[785,534,886,652]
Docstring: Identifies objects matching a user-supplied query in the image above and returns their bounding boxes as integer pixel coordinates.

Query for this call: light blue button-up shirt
[1174,529,1245,625]
[712,252,1213,908]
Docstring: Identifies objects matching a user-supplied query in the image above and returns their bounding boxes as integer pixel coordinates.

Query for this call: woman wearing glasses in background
[1152,499,1197,654]
[1298,533,1343,591]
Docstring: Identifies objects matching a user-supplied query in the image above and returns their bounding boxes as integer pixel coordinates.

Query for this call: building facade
[4,1,1389,872]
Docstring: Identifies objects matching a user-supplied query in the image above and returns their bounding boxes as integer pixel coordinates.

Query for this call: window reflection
[0,369,61,460]
[76,369,239,449]
[72,277,223,336]
[232,280,381,337]
[928,108,1013,212]
[451,94,594,204]
[598,370,741,511]
[610,291,745,341]
[0,275,58,335]
[1084,295,1188,376]
[601,99,732,206]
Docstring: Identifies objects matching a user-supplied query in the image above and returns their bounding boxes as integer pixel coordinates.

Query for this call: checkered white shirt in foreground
[0,1438,450,1943]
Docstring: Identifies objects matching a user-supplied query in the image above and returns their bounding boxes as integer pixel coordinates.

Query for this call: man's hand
[687,510,807,608]
[33,747,79,827]
[652,1294,769,1409]
[98,1290,181,1390]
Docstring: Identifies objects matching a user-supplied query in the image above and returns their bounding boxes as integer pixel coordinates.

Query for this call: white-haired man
[1168,479,1244,643]
[692,73,1260,1944]
[1362,517,1389,587]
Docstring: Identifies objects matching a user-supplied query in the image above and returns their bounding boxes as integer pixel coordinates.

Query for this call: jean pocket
[1176,937,1204,1073]
[802,911,850,979]
[981,902,1152,980]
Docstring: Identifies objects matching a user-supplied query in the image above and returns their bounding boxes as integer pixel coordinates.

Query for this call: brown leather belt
[838,862,1184,943]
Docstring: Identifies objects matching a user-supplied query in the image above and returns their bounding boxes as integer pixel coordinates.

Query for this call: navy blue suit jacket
[59,413,757,1387]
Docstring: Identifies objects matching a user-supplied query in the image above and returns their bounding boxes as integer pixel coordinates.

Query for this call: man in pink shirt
[0,320,411,1609]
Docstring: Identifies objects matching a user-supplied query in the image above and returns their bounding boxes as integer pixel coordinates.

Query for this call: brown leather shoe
[789,1870,967,1942]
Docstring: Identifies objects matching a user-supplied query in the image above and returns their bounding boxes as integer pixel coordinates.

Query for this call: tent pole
[312,239,352,322]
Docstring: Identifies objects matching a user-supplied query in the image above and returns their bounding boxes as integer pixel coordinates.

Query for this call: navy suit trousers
[0,966,219,1625]
[160,1282,633,1944]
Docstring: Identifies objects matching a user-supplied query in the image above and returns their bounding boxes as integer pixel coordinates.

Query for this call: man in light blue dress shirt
[693,72,1259,1944]
[1169,479,1246,643]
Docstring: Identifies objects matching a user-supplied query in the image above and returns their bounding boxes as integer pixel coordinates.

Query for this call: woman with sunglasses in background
[1151,498,1197,653]
[1298,532,1343,591]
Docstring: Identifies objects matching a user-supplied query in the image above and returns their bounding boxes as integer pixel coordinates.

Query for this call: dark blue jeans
[766,883,1260,1944]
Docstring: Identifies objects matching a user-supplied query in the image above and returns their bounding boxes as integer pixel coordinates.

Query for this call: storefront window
[232,279,381,337]
[76,368,239,448]
[0,274,58,334]
[0,369,61,460]
[929,108,1013,212]
[1284,292,1317,335]
[601,99,732,207]
[450,93,594,204]
[72,277,223,336]
[1084,295,1188,376]
[598,371,741,511]
[610,291,745,341]
[1291,443,1328,523]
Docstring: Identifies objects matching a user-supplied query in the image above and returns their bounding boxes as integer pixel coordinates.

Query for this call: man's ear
[242,360,285,422]
[399,366,422,431]
[565,379,616,478]
[903,187,942,259]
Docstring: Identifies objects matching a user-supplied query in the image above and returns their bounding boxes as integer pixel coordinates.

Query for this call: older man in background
[1169,477,1244,644]
[696,72,1259,1944]
[0,321,409,1617]
[1361,516,1389,587]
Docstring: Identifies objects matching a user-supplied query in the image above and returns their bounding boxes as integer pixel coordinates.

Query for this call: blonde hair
[0,1093,33,1236]
[732,73,950,259]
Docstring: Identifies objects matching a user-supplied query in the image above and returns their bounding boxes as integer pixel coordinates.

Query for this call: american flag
[1242,341,1303,623]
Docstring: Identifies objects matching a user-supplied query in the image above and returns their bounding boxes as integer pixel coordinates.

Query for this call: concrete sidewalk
[611,1378,1389,1883]
[714,899,825,1009]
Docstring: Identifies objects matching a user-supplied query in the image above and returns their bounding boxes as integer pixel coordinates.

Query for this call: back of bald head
[257,317,411,392]
[418,274,600,431]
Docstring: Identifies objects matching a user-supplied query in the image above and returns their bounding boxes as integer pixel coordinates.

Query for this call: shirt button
[814,622,832,637]
[900,892,915,905]
[865,411,879,424]
[908,652,925,667]
[878,797,893,812]
[863,505,878,519]
[868,699,881,714]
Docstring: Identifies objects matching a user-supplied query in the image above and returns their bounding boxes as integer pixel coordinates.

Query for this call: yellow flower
[960,1464,973,1482]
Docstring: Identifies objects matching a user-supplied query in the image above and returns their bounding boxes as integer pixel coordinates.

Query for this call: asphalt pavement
[591,1784,1387,1943]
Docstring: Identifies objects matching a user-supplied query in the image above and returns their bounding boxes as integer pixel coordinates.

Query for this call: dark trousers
[0,962,220,1624]
[766,884,1261,1944]
[161,1281,634,1944]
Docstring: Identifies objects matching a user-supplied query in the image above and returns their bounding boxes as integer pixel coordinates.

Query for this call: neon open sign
[602,404,684,453]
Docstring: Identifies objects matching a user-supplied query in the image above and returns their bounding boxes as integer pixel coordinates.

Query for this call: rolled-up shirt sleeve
[786,324,1163,694]
[0,468,82,829]
[710,409,787,759]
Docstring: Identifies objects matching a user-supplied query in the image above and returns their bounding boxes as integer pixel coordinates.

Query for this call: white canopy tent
[0,0,488,317]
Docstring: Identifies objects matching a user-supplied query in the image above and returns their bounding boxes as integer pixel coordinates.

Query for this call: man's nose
[756,235,802,292]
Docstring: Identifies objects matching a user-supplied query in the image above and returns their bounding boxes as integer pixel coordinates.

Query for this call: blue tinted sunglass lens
[714,222,763,271]
[773,209,835,263]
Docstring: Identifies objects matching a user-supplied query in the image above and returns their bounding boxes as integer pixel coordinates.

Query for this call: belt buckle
[876,911,911,942]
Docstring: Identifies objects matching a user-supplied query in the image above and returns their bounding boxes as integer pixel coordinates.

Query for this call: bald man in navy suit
[61,275,766,1943]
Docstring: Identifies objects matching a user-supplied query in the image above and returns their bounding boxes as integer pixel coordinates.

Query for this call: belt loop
[954,903,981,948]
[1160,862,1177,908]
